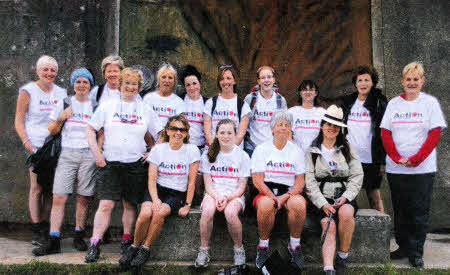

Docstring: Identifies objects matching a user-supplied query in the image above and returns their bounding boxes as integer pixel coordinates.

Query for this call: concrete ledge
[148,208,390,263]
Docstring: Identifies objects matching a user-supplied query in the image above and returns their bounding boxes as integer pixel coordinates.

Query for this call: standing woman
[119,115,200,266]
[288,80,326,152]
[89,55,124,106]
[85,68,163,263]
[381,62,446,268]
[32,68,96,256]
[305,105,363,275]
[143,63,185,126]
[341,66,387,213]
[15,55,67,246]
[244,66,287,156]
[195,119,250,267]
[204,65,251,149]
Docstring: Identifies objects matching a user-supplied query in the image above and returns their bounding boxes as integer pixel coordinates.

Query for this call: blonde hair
[101,55,124,76]
[256,65,275,79]
[156,63,177,90]
[119,67,144,91]
[402,62,425,78]
[36,55,58,71]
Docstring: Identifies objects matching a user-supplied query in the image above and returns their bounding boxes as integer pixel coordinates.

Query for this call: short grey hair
[270,110,293,130]
[36,55,58,71]
[101,55,124,76]
[156,63,177,89]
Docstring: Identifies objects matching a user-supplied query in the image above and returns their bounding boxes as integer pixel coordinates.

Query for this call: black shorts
[362,163,383,191]
[143,184,186,215]
[253,181,290,208]
[307,198,358,225]
[95,160,148,205]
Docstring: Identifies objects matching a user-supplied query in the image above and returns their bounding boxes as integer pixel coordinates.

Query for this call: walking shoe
[130,246,151,266]
[73,231,88,251]
[31,223,43,246]
[409,256,424,268]
[288,245,306,270]
[255,246,270,269]
[32,236,61,256]
[233,246,246,265]
[335,255,347,275]
[119,245,139,265]
[120,239,133,254]
[194,247,210,268]
[390,248,407,260]
[324,270,336,275]
[85,243,101,263]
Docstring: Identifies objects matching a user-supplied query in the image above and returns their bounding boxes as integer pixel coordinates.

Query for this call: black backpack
[211,95,245,122]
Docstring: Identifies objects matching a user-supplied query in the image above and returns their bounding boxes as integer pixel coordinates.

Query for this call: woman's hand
[57,107,73,122]
[216,195,227,212]
[95,154,107,167]
[322,203,336,216]
[178,205,190,217]
[275,194,290,211]
[333,197,347,209]
[25,142,36,155]
[398,157,408,166]
[152,199,163,212]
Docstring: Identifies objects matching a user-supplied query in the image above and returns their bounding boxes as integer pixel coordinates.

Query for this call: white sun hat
[322,105,347,128]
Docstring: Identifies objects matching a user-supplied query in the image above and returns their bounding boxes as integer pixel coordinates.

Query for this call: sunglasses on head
[219,64,233,71]
[168,126,188,133]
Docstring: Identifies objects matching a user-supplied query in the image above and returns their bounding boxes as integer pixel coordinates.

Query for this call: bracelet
[22,139,30,145]
[185,202,192,207]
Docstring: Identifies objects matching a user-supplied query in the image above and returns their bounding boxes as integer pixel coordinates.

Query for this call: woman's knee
[52,194,68,207]
[257,197,276,214]
[138,203,153,220]
[224,205,241,224]
[338,205,355,222]
[321,218,337,235]
[98,200,115,213]
[286,195,307,212]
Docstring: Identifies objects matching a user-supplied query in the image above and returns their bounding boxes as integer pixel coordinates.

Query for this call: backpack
[211,95,245,122]
[248,85,283,110]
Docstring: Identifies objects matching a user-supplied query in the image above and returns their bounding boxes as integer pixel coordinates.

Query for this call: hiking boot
[194,247,210,268]
[233,246,246,265]
[390,248,407,260]
[335,255,347,275]
[73,230,88,251]
[288,245,306,270]
[119,245,139,265]
[324,270,336,275]
[102,229,112,244]
[255,246,269,269]
[31,222,48,246]
[409,256,424,268]
[130,246,151,266]
[120,239,133,255]
[32,236,61,256]
[85,243,101,263]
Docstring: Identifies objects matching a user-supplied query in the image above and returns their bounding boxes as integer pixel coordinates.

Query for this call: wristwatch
[185,202,192,207]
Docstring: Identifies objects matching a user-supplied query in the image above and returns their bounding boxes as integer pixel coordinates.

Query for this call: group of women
[15,54,446,274]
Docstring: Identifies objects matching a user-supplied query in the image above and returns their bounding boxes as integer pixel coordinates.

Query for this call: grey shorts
[53,148,97,196]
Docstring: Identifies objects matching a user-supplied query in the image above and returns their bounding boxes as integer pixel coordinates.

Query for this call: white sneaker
[234,246,246,265]
[195,247,210,268]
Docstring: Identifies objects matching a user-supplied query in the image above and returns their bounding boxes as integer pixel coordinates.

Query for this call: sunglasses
[219,64,233,71]
[168,126,188,133]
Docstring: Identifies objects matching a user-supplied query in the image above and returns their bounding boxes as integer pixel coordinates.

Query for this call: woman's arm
[203,173,218,199]
[407,127,441,167]
[304,152,328,210]
[235,115,250,146]
[227,177,248,201]
[203,115,213,146]
[179,161,200,217]
[381,129,404,163]
[148,163,160,202]
[252,173,276,201]
[86,125,106,167]
[340,148,364,203]
[48,107,73,136]
[15,90,34,154]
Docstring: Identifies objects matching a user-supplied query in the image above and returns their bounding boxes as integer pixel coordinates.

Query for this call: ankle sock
[289,236,300,249]
[337,251,349,259]
[324,266,334,271]
[122,234,133,242]
[75,227,84,232]
[258,239,269,248]
[141,245,150,250]
[90,238,100,246]
[49,232,61,238]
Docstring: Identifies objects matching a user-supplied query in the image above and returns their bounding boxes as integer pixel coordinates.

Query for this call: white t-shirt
[50,97,93,149]
[346,99,373,163]
[204,96,251,147]
[320,145,338,172]
[380,92,447,174]
[89,84,121,105]
[148,143,200,192]
[143,92,186,126]
[289,106,326,152]
[183,95,205,147]
[244,92,287,150]
[89,98,163,163]
[251,140,305,187]
[200,145,250,196]
[20,82,67,147]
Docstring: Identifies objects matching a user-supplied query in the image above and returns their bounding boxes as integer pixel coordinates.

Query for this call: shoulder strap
[237,96,244,122]
[275,88,282,109]
[63,97,71,109]
[249,86,259,110]
[211,96,218,116]
[201,95,208,104]
[96,84,106,103]
[311,152,319,170]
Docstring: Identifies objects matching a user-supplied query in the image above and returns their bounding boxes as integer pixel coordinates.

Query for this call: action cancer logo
[72,113,92,120]
[253,108,273,121]
[393,112,423,119]
[213,110,237,119]
[185,111,203,120]
[40,99,58,106]
[266,160,294,170]
[153,106,178,116]
[294,118,320,126]
[159,162,187,171]
[349,111,369,118]
[113,112,142,121]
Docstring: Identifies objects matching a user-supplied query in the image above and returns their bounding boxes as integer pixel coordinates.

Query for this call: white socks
[289,236,301,249]
[258,239,269,248]
[324,266,334,271]
[337,251,349,259]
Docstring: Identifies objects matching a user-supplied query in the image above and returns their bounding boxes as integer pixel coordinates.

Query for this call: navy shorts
[143,184,186,215]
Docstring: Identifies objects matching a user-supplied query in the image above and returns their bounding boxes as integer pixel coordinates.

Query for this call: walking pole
[320,212,333,246]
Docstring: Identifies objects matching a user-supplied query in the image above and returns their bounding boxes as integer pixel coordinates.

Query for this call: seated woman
[251,111,307,271]
[195,119,250,267]
[305,105,363,275]
[119,115,200,266]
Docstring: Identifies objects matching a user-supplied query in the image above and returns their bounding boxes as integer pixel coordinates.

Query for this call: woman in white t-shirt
[194,119,250,268]
[119,115,200,266]
[89,55,124,106]
[143,63,185,126]
[14,55,67,246]
[380,62,447,268]
[244,66,288,156]
[204,65,251,148]
[85,68,163,263]
[288,80,326,152]
[251,111,307,271]
[32,68,96,256]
